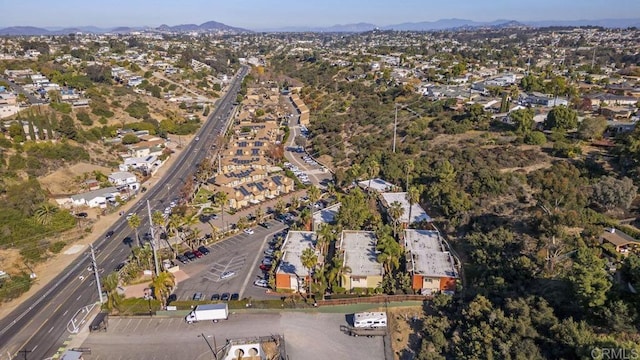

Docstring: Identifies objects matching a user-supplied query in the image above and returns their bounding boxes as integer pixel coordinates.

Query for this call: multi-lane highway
[0,65,249,360]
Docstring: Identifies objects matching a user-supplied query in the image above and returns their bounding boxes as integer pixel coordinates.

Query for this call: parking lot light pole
[199,333,217,360]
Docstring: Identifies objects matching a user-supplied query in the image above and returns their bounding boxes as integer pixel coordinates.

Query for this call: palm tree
[255,206,264,224]
[275,199,286,216]
[307,185,321,204]
[377,235,402,274]
[151,210,165,232]
[406,186,421,228]
[214,191,228,231]
[388,201,405,238]
[316,224,334,257]
[300,208,312,231]
[366,159,380,192]
[102,272,123,313]
[326,182,337,198]
[405,159,414,191]
[290,196,300,211]
[34,203,59,226]
[127,213,141,246]
[236,216,248,231]
[300,247,318,294]
[327,253,352,292]
[151,271,175,307]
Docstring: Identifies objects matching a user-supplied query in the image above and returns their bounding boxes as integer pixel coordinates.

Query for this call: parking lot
[174,220,287,301]
[81,312,384,360]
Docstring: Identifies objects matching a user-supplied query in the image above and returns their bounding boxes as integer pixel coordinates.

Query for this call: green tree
[214,191,228,231]
[406,186,421,228]
[102,272,123,313]
[307,185,321,204]
[544,105,578,131]
[387,201,404,238]
[365,158,380,191]
[57,115,77,140]
[591,176,638,211]
[577,117,607,140]
[336,187,371,230]
[568,247,611,309]
[127,213,141,245]
[33,203,59,226]
[509,108,534,135]
[300,247,318,294]
[121,133,140,144]
[327,252,351,291]
[151,271,175,307]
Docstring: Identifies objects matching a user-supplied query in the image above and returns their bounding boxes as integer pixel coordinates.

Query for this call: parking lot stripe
[132,319,142,332]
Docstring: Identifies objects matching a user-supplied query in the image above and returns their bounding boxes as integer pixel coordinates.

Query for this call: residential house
[290,94,310,125]
[379,192,432,227]
[70,187,120,208]
[312,203,341,231]
[119,155,160,173]
[525,92,569,107]
[275,231,319,292]
[108,171,140,191]
[404,229,459,295]
[338,231,383,291]
[600,228,639,255]
[358,178,399,193]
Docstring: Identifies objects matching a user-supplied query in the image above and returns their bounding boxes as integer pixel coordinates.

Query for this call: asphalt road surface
[0,66,249,360]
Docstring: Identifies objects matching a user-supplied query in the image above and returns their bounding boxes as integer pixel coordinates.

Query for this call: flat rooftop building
[339,231,383,290]
[380,192,432,225]
[358,178,398,193]
[275,231,318,292]
[404,229,458,295]
[312,202,341,231]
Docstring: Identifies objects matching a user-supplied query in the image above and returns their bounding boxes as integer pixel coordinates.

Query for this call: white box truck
[353,312,387,328]
[185,304,228,324]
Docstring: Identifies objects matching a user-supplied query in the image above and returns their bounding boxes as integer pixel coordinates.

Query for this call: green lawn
[193,188,214,205]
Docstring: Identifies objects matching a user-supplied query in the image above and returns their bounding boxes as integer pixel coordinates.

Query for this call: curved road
[0,66,248,360]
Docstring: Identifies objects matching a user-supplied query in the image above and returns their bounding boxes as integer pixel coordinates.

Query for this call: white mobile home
[354,312,387,328]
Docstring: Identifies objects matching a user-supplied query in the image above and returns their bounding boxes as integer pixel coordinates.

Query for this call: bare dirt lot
[388,306,425,360]
[39,162,114,195]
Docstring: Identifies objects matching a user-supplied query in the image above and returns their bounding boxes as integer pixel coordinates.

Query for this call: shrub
[76,111,93,126]
[50,102,72,114]
[49,241,66,254]
[524,131,547,145]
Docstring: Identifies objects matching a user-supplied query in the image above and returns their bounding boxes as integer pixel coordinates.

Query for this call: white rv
[353,312,388,328]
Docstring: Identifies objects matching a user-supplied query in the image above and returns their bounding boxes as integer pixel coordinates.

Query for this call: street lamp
[198,333,217,360]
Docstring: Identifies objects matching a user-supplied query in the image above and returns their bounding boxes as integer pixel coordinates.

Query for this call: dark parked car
[192,250,203,258]
[114,262,126,272]
[198,246,210,255]
[230,293,239,301]
[221,293,230,301]
[105,230,115,238]
[176,255,189,264]
[167,294,177,305]
[193,292,204,301]
[210,293,220,301]
[185,251,196,260]
[259,222,271,229]
[260,263,272,271]
[76,212,88,218]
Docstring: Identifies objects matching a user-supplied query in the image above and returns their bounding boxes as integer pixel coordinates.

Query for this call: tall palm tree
[275,199,286,216]
[127,213,141,246]
[307,185,321,204]
[254,206,264,224]
[290,196,300,211]
[405,159,414,191]
[214,191,228,231]
[300,208,312,231]
[34,203,59,226]
[388,201,405,238]
[366,159,380,193]
[316,224,334,257]
[376,236,402,274]
[151,271,175,307]
[300,247,318,294]
[327,253,352,292]
[102,272,123,313]
[406,186,421,229]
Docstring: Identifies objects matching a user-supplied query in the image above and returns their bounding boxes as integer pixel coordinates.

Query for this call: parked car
[254,279,269,288]
[76,212,88,218]
[192,292,204,301]
[259,222,271,229]
[260,263,272,271]
[230,293,240,301]
[210,293,220,301]
[193,250,204,258]
[221,293,230,301]
[243,228,255,235]
[264,248,275,256]
[198,246,210,255]
[185,251,196,261]
[176,255,189,264]
[262,258,273,266]
[220,271,236,280]
[114,262,126,272]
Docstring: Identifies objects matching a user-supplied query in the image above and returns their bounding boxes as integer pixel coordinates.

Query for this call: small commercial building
[275,231,318,292]
[404,229,458,295]
[338,231,383,291]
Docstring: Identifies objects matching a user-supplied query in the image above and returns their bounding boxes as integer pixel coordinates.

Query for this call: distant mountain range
[0,18,638,36]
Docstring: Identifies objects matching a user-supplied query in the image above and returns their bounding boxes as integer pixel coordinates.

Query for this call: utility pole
[18,349,31,360]
[90,244,104,304]
[217,153,221,174]
[392,104,398,153]
[147,200,160,275]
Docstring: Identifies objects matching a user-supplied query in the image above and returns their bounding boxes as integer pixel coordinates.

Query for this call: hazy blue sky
[2,0,639,29]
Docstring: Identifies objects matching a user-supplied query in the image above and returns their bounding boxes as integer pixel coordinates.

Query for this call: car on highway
[254,279,269,288]
[220,271,236,280]
[221,293,230,301]
[195,136,199,141]
[193,250,204,258]
[114,262,127,272]
[197,246,210,255]
[184,251,196,261]
[126,213,134,220]
[192,292,204,301]
[243,228,255,235]
[177,254,189,264]
[230,293,240,301]
[105,230,115,238]
[210,293,220,301]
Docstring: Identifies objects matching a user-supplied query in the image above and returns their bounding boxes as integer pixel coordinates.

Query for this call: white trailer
[185,304,228,324]
[353,312,387,328]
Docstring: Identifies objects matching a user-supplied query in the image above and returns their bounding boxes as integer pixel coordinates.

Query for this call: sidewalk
[0,144,188,322]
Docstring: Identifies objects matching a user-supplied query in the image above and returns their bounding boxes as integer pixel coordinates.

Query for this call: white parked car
[243,228,255,235]
[253,279,269,288]
[220,271,236,280]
